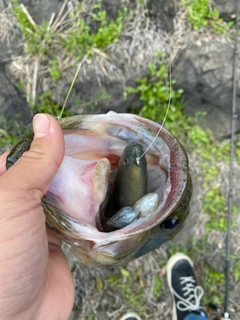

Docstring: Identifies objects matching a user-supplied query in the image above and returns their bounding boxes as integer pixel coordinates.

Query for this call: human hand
[0,114,74,320]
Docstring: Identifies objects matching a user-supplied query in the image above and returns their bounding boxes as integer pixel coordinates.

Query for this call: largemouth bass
[6,112,192,267]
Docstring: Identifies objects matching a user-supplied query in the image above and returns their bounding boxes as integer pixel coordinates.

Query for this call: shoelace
[172,276,204,312]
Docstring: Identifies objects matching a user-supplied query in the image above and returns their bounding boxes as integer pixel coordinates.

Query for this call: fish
[107,193,159,229]
[113,141,147,209]
[6,111,192,268]
[102,141,148,230]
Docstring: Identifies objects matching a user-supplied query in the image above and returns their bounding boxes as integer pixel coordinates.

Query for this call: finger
[1,114,65,198]
[46,227,62,248]
[0,151,9,175]
[36,234,74,320]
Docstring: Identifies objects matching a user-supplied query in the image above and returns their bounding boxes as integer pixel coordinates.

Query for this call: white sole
[166,253,194,320]
[119,312,142,320]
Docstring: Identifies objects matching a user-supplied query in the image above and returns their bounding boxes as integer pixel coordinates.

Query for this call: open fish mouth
[6,112,192,267]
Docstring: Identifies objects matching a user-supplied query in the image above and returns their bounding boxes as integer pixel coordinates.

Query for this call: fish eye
[160,216,179,230]
[123,158,129,165]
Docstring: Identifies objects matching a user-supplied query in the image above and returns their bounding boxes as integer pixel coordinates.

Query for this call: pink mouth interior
[46,125,169,229]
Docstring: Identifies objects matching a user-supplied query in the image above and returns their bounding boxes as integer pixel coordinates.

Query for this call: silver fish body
[6,112,192,268]
[107,193,159,228]
[107,206,138,228]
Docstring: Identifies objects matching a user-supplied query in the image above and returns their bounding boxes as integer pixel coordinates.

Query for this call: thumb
[2,114,64,199]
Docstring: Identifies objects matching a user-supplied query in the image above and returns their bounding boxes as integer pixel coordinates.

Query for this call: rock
[172,40,240,140]
[0,2,23,60]
[102,0,176,32]
[101,0,124,19]
[0,64,31,133]
[205,250,225,273]
[212,0,237,22]
[230,285,240,320]
[54,74,142,115]
[147,0,175,33]
[232,312,240,320]
[20,0,65,24]
[219,163,240,210]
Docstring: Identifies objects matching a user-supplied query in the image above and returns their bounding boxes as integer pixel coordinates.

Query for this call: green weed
[182,0,234,33]
[12,2,57,56]
[0,114,31,148]
[12,1,35,33]
[0,128,20,149]
[12,0,130,82]
[203,267,224,305]
[29,91,72,117]
[49,60,62,83]
[125,52,184,136]
[107,267,145,313]
[232,255,240,282]
[153,275,163,298]
[63,4,129,59]
[236,134,240,160]
[203,186,227,231]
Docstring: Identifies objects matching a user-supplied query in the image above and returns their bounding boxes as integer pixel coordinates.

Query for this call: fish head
[6,112,192,267]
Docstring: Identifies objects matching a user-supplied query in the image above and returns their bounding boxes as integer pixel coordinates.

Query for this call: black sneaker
[167,253,207,320]
[119,312,141,320]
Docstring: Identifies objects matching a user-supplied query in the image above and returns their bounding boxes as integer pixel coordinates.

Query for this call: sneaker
[167,253,207,320]
[119,312,142,320]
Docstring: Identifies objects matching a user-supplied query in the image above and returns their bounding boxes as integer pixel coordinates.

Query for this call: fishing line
[136,63,172,165]
[59,52,172,161]
[222,1,239,319]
